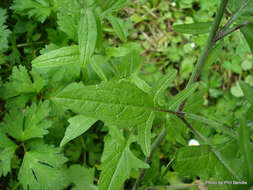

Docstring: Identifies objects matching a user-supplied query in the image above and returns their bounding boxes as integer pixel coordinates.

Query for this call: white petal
[188,139,200,146]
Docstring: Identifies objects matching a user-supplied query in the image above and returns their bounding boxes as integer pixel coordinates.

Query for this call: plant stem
[215,21,251,42]
[219,0,249,34]
[178,0,229,111]
[133,127,168,190]
[186,0,228,87]
[133,1,229,189]
[178,116,239,180]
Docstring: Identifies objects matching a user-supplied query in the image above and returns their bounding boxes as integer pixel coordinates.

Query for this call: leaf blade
[78,9,97,68]
[60,115,97,147]
[173,22,212,35]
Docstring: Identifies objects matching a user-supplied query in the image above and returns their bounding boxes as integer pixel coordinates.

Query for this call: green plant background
[0,0,253,190]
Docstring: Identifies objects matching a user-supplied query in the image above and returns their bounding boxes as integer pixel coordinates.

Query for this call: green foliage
[18,142,67,190]
[11,0,54,23]
[2,101,51,141]
[0,130,17,177]
[0,66,46,109]
[0,8,11,53]
[1,0,253,190]
[173,144,238,181]
[107,15,128,42]
[78,9,97,68]
[99,127,148,190]
[66,165,97,190]
[173,22,212,34]
[60,115,97,147]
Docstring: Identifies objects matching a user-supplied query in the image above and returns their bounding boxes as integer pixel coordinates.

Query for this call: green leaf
[137,112,155,156]
[105,42,142,60]
[11,0,53,23]
[102,0,131,16]
[186,113,236,138]
[238,118,253,180]
[32,45,81,79]
[0,130,17,177]
[52,80,155,127]
[174,145,238,181]
[152,69,177,106]
[239,81,253,105]
[99,128,149,190]
[60,115,97,147]
[168,83,199,110]
[66,165,97,190]
[0,66,47,109]
[112,50,143,78]
[173,22,212,34]
[78,9,97,67]
[55,0,81,41]
[19,142,67,190]
[241,24,253,55]
[107,15,128,42]
[0,8,11,53]
[130,74,151,93]
[90,56,109,81]
[32,45,80,70]
[3,101,52,141]
[203,42,223,70]
[0,66,46,99]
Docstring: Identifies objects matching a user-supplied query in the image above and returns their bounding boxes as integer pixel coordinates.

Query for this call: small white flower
[191,43,196,48]
[188,139,200,146]
[171,2,176,7]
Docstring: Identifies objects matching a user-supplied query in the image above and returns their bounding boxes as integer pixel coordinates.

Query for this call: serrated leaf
[137,112,155,156]
[241,24,253,55]
[67,165,97,190]
[3,101,52,141]
[11,0,53,23]
[238,118,253,180]
[0,8,11,53]
[60,115,97,147]
[174,145,238,181]
[52,80,155,127]
[0,66,47,109]
[0,130,17,177]
[19,142,67,190]
[99,130,149,190]
[55,0,81,41]
[169,83,198,110]
[107,15,128,42]
[0,66,46,99]
[152,69,177,106]
[173,22,212,34]
[239,81,253,105]
[78,9,97,67]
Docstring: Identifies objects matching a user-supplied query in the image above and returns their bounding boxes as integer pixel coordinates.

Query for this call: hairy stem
[178,116,239,180]
[219,0,249,33]
[133,1,229,189]
[186,0,228,87]
[178,0,228,111]
[215,21,251,42]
